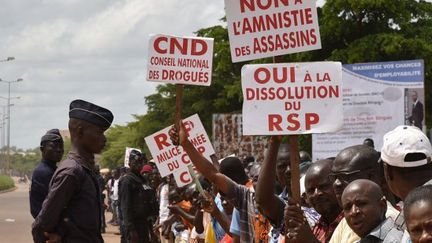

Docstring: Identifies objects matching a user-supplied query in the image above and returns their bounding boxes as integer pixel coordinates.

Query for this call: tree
[100,0,432,166]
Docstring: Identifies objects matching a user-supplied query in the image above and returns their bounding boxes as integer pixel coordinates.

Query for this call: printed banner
[147,34,214,86]
[312,60,425,160]
[225,0,321,62]
[145,114,216,177]
[242,62,343,135]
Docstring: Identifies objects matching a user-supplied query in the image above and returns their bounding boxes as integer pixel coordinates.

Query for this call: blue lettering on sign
[343,59,424,83]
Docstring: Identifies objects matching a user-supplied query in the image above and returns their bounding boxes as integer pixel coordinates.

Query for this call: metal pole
[7,83,10,175]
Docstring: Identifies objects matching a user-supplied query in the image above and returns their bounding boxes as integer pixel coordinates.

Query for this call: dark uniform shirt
[30,159,57,218]
[32,150,103,243]
[120,172,157,243]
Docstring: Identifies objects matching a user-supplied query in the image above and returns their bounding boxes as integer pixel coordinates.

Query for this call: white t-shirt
[111,179,119,201]
[159,183,170,223]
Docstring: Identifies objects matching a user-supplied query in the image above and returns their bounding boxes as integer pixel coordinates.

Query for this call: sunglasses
[328,167,374,183]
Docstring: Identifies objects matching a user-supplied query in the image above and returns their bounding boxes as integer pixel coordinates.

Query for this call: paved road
[0,179,120,243]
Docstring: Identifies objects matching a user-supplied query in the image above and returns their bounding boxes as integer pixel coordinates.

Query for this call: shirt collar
[363,217,394,241]
[68,148,95,172]
[41,159,57,170]
[318,212,344,227]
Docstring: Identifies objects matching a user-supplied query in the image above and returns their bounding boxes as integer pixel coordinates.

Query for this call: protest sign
[147,34,214,86]
[145,114,216,177]
[225,0,321,62]
[124,147,141,168]
[241,62,343,135]
[313,60,425,160]
[173,168,193,187]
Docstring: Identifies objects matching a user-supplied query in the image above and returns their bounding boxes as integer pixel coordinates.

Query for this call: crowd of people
[28,99,432,243]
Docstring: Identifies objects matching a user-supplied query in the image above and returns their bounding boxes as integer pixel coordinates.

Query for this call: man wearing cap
[32,99,113,243]
[119,150,157,243]
[30,129,64,218]
[381,125,432,242]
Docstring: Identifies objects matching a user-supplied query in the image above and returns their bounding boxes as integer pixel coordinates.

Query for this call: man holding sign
[170,121,259,243]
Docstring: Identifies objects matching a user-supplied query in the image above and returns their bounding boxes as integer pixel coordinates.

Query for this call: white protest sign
[225,0,321,62]
[124,147,141,168]
[242,62,343,135]
[173,169,193,187]
[145,114,216,177]
[147,34,214,86]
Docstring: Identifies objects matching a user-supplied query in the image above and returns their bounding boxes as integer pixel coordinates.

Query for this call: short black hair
[404,185,432,217]
[219,157,249,185]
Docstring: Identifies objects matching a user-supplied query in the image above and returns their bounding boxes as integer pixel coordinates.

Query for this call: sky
[0,0,328,150]
[0,0,229,149]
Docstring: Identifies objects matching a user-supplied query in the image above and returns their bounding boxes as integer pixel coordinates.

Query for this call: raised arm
[169,122,234,195]
[255,136,285,223]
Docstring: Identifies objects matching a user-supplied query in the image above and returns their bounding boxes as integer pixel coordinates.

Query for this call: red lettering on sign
[268,114,283,131]
[154,133,170,150]
[153,36,208,56]
[254,67,296,84]
[154,36,168,54]
[240,0,291,13]
[191,39,208,56]
[180,171,192,183]
[181,153,191,164]
[305,113,319,130]
[287,113,300,131]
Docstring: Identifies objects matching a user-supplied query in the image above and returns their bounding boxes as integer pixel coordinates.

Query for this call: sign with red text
[173,168,193,187]
[147,34,214,86]
[242,62,343,135]
[145,114,216,177]
[225,0,321,62]
[124,147,141,168]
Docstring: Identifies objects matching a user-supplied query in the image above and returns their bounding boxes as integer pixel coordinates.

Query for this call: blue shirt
[212,194,230,241]
[30,160,57,218]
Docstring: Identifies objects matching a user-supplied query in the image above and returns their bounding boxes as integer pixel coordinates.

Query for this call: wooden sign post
[273,56,301,203]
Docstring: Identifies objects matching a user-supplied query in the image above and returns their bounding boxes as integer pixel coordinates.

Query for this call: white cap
[381,125,432,167]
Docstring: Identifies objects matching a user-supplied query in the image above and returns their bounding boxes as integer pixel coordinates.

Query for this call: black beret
[40,129,63,145]
[69,99,113,129]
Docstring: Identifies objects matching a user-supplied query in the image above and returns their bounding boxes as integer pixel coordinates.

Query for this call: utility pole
[0,57,16,175]
[0,79,22,174]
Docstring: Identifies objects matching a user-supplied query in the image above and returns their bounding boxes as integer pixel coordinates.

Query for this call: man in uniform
[120,149,157,243]
[30,129,64,218]
[32,99,113,243]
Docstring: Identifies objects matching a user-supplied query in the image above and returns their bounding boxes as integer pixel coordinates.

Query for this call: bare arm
[168,205,195,225]
[194,210,204,234]
[211,207,232,236]
[169,122,235,195]
[255,136,284,222]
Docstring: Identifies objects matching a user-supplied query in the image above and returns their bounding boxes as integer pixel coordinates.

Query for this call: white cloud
[0,0,224,149]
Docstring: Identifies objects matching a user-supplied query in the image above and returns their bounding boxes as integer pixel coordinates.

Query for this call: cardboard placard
[145,114,215,177]
[147,34,214,86]
[124,147,141,168]
[242,62,343,135]
[225,0,321,62]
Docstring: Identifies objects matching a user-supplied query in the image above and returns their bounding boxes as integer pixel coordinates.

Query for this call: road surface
[0,178,120,243]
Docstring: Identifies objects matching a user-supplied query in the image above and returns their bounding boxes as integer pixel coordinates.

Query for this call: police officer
[120,150,157,243]
[30,129,64,218]
[32,99,113,243]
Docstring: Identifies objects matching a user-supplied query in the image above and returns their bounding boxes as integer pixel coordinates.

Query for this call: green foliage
[9,147,41,175]
[100,0,432,161]
[0,175,15,191]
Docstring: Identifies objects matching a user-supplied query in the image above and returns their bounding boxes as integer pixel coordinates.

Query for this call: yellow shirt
[329,201,399,243]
